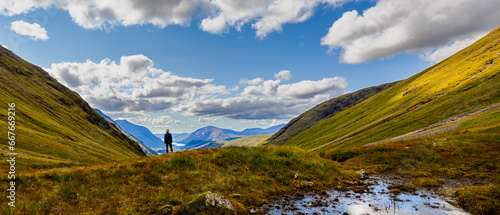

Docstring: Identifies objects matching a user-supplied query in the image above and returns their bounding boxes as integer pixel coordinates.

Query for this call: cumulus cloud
[0,0,53,16]
[46,54,346,121]
[277,77,347,99]
[1,0,346,38]
[274,70,292,81]
[201,0,345,38]
[62,0,200,29]
[175,70,346,119]
[239,77,264,85]
[10,20,49,40]
[420,33,486,63]
[321,0,500,64]
[241,79,281,97]
[47,55,346,121]
[45,54,227,112]
[131,115,173,125]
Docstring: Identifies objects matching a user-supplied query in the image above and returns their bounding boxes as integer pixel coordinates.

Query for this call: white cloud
[45,54,227,112]
[239,77,264,85]
[0,0,53,16]
[10,20,49,40]
[321,0,500,64]
[47,56,346,121]
[201,0,346,38]
[420,33,486,63]
[131,115,173,125]
[1,0,346,38]
[241,79,281,97]
[63,0,201,29]
[277,77,346,99]
[174,70,347,119]
[274,70,292,81]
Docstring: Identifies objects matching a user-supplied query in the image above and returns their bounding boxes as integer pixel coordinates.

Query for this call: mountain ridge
[115,119,166,149]
[284,26,500,150]
[0,46,145,171]
[177,124,285,144]
[265,82,397,146]
[95,109,158,156]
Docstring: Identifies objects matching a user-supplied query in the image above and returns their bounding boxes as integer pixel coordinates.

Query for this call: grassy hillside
[265,82,397,146]
[220,133,273,147]
[0,146,353,214]
[286,26,500,151]
[0,46,145,173]
[320,105,500,214]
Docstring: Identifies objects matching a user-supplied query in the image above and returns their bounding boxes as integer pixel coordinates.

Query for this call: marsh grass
[0,146,353,214]
[320,113,500,214]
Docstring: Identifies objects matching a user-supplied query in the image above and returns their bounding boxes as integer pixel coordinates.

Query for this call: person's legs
[166,142,173,153]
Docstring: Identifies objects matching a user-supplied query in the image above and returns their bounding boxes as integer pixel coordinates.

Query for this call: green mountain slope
[0,46,145,171]
[221,133,273,147]
[285,26,500,151]
[265,82,397,146]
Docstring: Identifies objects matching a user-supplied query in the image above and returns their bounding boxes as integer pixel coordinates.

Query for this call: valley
[0,15,499,215]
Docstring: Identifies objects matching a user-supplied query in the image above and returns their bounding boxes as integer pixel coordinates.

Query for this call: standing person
[164,129,173,153]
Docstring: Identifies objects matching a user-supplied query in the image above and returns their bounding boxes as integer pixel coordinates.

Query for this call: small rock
[293,173,299,179]
[159,205,173,215]
[356,169,367,178]
[300,181,315,188]
[249,208,257,214]
[183,191,236,214]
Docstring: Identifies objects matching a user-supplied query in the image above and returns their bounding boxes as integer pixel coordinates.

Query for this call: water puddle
[260,177,469,215]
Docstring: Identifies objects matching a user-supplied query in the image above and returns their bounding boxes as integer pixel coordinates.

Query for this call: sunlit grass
[0,146,353,214]
[319,109,500,214]
[285,27,500,150]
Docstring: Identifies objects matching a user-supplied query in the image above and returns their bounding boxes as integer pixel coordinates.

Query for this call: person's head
[166,129,170,133]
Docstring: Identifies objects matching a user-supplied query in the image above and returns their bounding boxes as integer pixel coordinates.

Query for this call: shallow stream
[260,177,469,215]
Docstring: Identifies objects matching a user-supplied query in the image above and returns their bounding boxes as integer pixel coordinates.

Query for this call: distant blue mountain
[176,124,286,144]
[155,133,189,142]
[94,109,157,156]
[239,124,286,136]
[115,119,165,149]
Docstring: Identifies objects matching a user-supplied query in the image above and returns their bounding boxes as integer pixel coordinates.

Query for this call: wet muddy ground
[260,176,469,215]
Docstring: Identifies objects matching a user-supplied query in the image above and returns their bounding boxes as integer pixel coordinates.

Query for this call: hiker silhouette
[164,129,173,153]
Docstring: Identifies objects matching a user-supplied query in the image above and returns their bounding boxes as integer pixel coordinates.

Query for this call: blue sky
[1,0,499,133]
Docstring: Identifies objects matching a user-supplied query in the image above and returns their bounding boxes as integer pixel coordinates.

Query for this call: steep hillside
[187,133,274,150]
[95,109,157,156]
[265,82,396,146]
[286,26,500,151]
[115,119,165,149]
[0,46,145,171]
[221,133,273,147]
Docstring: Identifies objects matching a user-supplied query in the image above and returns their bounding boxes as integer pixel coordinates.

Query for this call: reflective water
[261,178,469,215]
